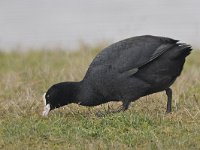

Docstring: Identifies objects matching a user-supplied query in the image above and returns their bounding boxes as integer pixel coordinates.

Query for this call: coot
[42,35,192,117]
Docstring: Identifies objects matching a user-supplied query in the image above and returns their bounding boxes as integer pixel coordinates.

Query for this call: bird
[42,35,192,117]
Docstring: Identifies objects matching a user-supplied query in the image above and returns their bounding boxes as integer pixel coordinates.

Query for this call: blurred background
[0,0,199,51]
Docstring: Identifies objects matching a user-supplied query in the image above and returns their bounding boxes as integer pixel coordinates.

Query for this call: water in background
[0,0,199,50]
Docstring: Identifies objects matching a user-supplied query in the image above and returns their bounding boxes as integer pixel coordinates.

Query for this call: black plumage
[42,35,192,116]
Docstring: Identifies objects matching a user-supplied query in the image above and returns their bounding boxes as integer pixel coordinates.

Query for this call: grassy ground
[0,46,200,150]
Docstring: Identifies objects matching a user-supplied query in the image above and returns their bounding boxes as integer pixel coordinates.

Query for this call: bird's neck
[75,80,107,106]
[66,81,82,103]
[60,80,107,106]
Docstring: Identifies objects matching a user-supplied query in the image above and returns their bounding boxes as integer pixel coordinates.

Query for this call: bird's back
[87,35,178,73]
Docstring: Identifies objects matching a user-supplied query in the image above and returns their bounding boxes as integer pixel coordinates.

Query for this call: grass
[0,46,200,150]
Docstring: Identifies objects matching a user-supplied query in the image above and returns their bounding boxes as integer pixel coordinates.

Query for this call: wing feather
[122,43,176,76]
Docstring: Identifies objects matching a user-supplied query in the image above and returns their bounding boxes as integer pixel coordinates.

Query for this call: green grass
[0,47,200,150]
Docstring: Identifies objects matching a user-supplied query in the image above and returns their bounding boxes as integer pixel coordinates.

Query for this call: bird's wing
[121,43,176,76]
[85,35,178,77]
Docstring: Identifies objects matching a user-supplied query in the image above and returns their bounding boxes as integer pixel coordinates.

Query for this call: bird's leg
[96,101,130,117]
[165,88,172,113]
[108,100,130,113]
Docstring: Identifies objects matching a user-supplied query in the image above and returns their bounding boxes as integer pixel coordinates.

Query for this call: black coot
[42,35,192,116]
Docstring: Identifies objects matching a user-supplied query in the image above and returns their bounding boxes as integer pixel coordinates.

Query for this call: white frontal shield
[42,93,50,117]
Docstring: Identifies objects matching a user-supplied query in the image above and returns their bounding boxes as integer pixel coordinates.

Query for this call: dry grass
[0,47,200,150]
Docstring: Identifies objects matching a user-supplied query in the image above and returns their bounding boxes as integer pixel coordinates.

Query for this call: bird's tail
[171,43,192,59]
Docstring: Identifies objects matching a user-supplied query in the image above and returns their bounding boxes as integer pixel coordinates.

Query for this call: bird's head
[42,82,78,117]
